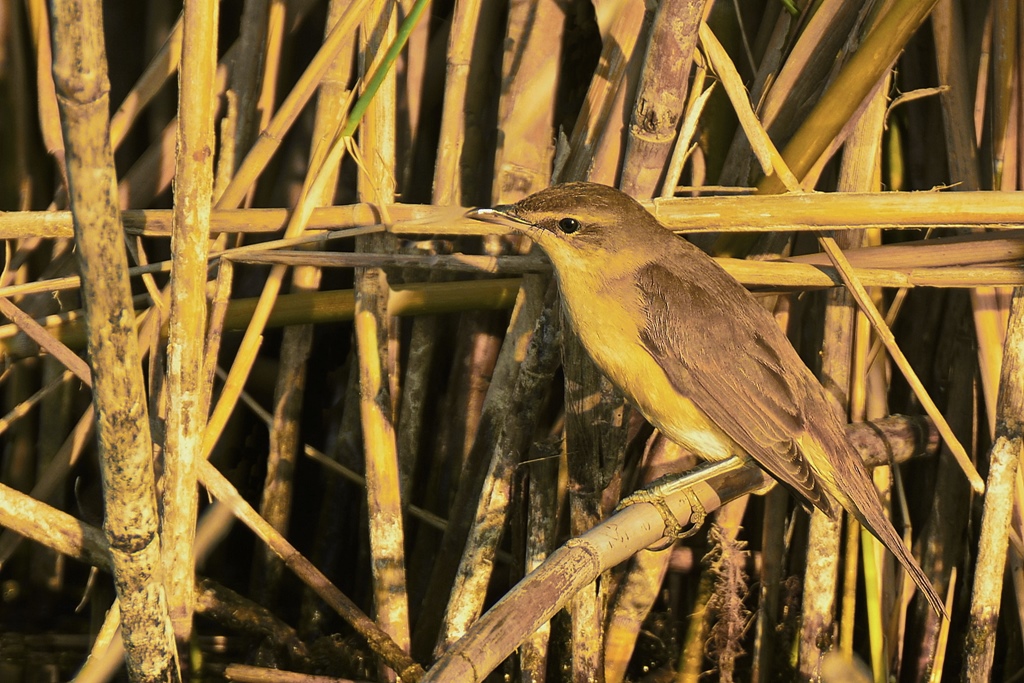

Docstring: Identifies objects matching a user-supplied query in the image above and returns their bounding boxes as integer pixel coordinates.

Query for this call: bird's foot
[616,481,707,551]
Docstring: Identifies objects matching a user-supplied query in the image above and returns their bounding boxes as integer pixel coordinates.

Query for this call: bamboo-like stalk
[515,439,560,682]
[962,287,1024,679]
[201,0,371,474]
[418,1,540,669]
[558,11,653,679]
[0,478,111,569]
[355,3,412,676]
[587,7,652,186]
[215,0,269,191]
[412,0,561,648]
[430,287,561,656]
[24,0,65,178]
[428,3,507,593]
[5,2,1024,678]
[49,0,178,678]
[419,416,939,683]
[252,0,356,610]
[619,0,708,197]
[162,0,218,646]
[558,2,647,183]
[491,0,562,201]
[7,220,1024,303]
[418,0,503,586]
[108,13,182,151]
[919,6,995,674]
[433,0,483,206]
[932,0,1005,442]
[799,69,884,681]
[836,74,886,664]
[7,191,1024,239]
[607,436,702,683]
[563,338,623,683]
[551,8,652,679]
[758,0,942,193]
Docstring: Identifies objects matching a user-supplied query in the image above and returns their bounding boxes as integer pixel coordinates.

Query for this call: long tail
[801,434,947,618]
[848,491,947,619]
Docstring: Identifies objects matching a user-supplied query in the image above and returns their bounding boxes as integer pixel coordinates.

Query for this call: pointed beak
[464,206,533,230]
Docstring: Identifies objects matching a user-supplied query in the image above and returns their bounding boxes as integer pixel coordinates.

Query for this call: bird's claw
[617,486,707,551]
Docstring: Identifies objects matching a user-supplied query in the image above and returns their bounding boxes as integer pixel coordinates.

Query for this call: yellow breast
[557,270,738,461]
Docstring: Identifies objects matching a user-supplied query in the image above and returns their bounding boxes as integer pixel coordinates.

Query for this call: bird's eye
[558,217,581,234]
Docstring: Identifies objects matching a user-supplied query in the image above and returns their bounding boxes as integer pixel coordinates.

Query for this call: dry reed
[0,1,1022,682]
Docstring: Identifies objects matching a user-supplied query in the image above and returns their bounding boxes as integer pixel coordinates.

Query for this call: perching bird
[469,182,944,617]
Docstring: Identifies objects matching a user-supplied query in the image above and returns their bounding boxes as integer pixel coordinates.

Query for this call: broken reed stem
[0,297,91,384]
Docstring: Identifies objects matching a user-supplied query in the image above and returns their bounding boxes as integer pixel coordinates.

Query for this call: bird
[468,181,945,617]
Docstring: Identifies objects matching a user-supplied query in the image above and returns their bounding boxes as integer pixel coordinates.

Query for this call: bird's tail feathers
[848,498,948,619]
[802,434,947,618]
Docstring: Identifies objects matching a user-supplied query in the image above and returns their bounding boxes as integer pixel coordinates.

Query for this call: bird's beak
[464,206,533,230]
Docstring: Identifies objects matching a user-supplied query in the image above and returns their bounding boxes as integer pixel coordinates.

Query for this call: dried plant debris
[0,0,1022,680]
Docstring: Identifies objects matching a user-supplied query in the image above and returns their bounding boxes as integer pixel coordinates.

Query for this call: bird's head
[467,182,665,273]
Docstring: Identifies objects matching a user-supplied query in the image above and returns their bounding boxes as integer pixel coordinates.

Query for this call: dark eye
[558,217,581,234]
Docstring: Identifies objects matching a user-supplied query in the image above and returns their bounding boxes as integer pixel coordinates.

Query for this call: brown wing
[635,256,946,616]
[635,259,836,516]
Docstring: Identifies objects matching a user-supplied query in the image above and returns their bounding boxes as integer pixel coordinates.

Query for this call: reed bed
[0,0,1021,681]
